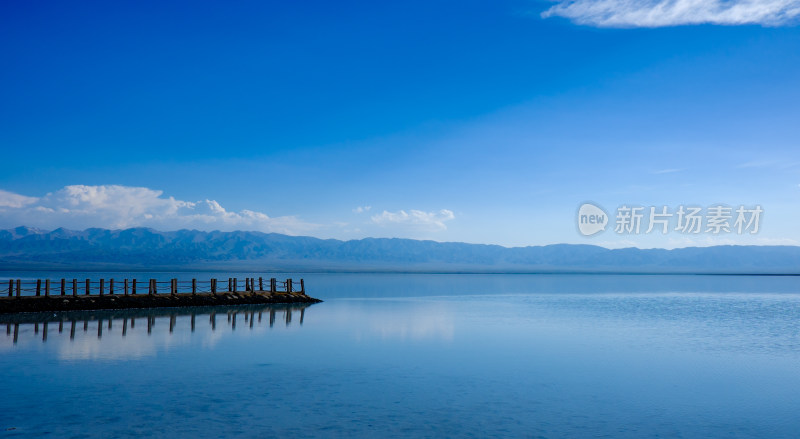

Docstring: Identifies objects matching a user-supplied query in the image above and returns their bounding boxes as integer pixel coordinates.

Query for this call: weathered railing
[3,277,305,298]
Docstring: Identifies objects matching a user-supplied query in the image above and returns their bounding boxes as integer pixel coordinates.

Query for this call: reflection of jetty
[1,304,312,344]
[0,277,321,314]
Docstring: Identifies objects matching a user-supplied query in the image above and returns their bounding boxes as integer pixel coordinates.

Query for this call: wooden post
[271,278,276,293]
[124,279,129,296]
[45,279,50,297]
[61,278,66,296]
[286,278,292,294]
[109,279,114,295]
[171,278,177,296]
[36,279,41,296]
[233,277,237,293]
[99,278,104,296]
[300,279,305,294]
[132,279,137,295]
[16,280,21,298]
[228,278,232,292]
[150,279,156,295]
[259,277,263,291]
[192,279,197,296]
[72,278,77,296]
[85,279,90,296]
[211,278,217,295]
[7,279,12,297]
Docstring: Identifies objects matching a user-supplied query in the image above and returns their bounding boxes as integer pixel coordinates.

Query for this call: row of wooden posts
[5,277,305,298]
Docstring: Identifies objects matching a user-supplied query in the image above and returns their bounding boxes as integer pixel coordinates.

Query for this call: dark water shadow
[1,303,314,344]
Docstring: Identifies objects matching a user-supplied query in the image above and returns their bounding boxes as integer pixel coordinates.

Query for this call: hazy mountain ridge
[1,226,799,273]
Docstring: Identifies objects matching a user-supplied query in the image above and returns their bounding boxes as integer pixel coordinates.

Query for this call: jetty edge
[0,276,322,314]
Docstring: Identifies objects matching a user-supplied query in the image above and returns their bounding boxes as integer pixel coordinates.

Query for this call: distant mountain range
[1,226,799,273]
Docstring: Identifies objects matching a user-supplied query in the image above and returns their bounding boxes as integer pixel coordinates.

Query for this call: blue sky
[1,0,800,248]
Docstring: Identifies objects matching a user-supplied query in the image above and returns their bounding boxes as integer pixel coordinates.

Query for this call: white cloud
[352,205,372,213]
[0,189,38,208]
[541,0,800,27]
[0,185,317,235]
[371,209,455,231]
[652,168,682,174]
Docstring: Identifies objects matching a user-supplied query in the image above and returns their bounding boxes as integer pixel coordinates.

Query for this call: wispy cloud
[652,168,682,174]
[352,205,372,214]
[371,209,455,232]
[0,189,38,208]
[736,159,800,169]
[541,0,800,28]
[0,185,317,235]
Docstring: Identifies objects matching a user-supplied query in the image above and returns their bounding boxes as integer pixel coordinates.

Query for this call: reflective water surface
[2,273,800,438]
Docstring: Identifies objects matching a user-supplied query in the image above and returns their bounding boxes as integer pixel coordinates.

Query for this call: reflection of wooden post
[36,279,41,296]
[61,279,66,296]
[45,279,50,297]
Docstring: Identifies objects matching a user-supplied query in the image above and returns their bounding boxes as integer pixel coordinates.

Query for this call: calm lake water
[2,273,800,438]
